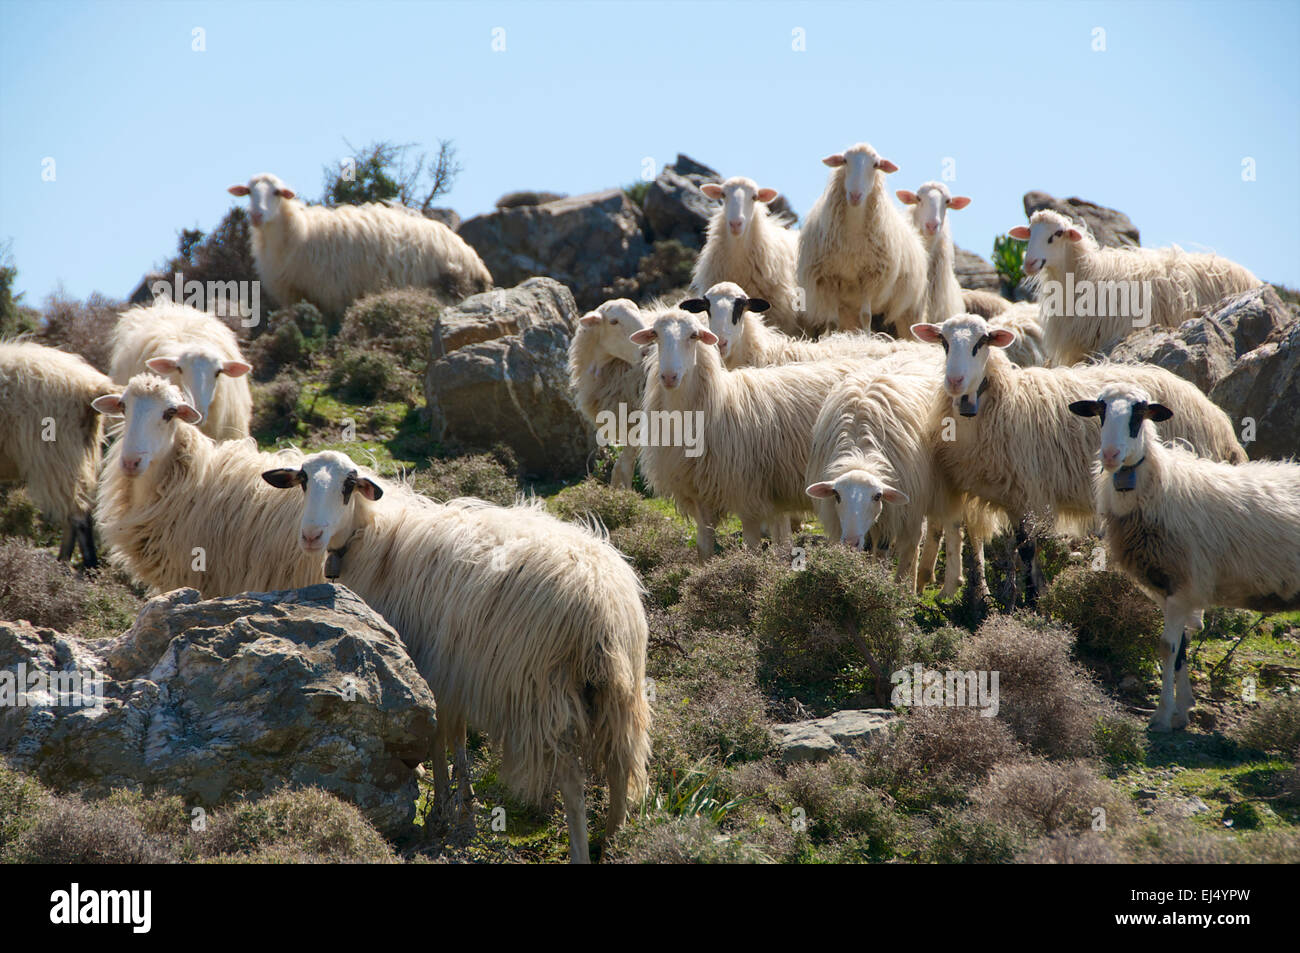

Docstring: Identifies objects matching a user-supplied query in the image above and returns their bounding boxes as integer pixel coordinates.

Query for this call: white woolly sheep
[0,341,115,567]
[630,309,864,558]
[796,143,929,336]
[990,301,1047,368]
[109,300,253,441]
[961,288,1012,319]
[92,374,325,596]
[691,177,809,336]
[897,181,972,325]
[228,173,492,315]
[262,450,651,864]
[1069,382,1300,731]
[1010,209,1262,366]
[910,314,1247,604]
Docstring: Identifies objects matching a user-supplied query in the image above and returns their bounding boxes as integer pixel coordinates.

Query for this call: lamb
[910,314,1247,604]
[805,369,969,595]
[796,143,929,336]
[0,341,115,567]
[630,309,863,558]
[568,298,652,488]
[92,374,325,596]
[1010,209,1262,366]
[109,300,253,441]
[1069,382,1300,731]
[262,450,651,863]
[228,173,492,316]
[897,181,972,325]
[691,177,808,336]
[679,281,937,371]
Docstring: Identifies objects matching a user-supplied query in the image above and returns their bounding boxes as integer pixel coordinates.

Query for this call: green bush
[199,787,396,863]
[408,452,519,507]
[992,233,1026,295]
[327,346,414,402]
[0,487,60,547]
[1094,712,1148,768]
[1040,566,1162,680]
[247,303,327,376]
[922,810,1021,863]
[251,375,303,440]
[609,513,692,576]
[339,288,439,370]
[0,760,50,859]
[676,548,782,631]
[548,479,650,532]
[1234,696,1300,756]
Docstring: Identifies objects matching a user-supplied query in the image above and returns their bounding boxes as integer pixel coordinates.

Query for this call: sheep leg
[611,446,635,489]
[838,302,863,332]
[558,757,591,864]
[1174,609,1201,727]
[967,530,990,602]
[76,515,98,570]
[452,717,474,822]
[1014,521,1039,607]
[430,720,453,816]
[772,515,793,547]
[58,519,76,562]
[692,503,716,560]
[741,515,764,550]
[1152,599,1193,732]
[918,521,942,590]
[606,767,629,847]
[939,521,964,598]
[895,523,923,594]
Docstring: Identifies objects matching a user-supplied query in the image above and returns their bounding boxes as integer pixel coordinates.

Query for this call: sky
[2,0,1298,304]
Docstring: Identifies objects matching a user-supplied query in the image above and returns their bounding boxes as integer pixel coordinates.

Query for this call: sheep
[92,374,325,596]
[228,173,492,316]
[796,143,929,336]
[804,369,970,596]
[897,181,972,325]
[990,301,1047,368]
[960,288,1012,319]
[109,300,253,441]
[1010,208,1262,366]
[0,341,115,567]
[1069,382,1300,731]
[910,314,1248,605]
[568,298,652,488]
[690,176,808,336]
[261,450,651,864]
[630,309,864,558]
[679,281,938,372]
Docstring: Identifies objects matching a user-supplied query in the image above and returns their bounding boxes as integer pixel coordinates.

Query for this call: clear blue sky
[2,0,1297,304]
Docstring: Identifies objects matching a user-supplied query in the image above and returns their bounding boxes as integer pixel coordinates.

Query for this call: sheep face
[897,181,971,239]
[630,312,718,390]
[579,300,648,365]
[700,177,778,237]
[92,374,201,477]
[145,351,251,425]
[910,315,1016,416]
[227,173,296,228]
[1068,383,1173,473]
[680,282,770,362]
[822,143,898,207]
[1010,211,1083,277]
[807,470,909,550]
[262,451,382,553]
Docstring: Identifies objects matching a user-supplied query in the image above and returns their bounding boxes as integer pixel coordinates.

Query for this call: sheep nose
[849,191,864,206]
[1101,448,1121,467]
[844,535,862,550]
[925,222,939,235]
[946,375,965,392]
[250,213,263,226]
[302,528,324,548]
[728,220,743,235]
[120,456,141,475]
[661,372,679,388]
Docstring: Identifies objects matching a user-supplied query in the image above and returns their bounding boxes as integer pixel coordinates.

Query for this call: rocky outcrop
[954,246,1002,292]
[770,709,899,764]
[1023,191,1140,248]
[1209,295,1300,460]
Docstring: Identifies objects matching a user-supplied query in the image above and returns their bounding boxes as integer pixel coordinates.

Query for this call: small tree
[0,241,38,337]
[322,139,461,211]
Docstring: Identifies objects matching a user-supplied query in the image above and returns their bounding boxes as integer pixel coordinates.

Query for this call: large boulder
[954,246,1001,292]
[1023,191,1140,248]
[459,189,650,309]
[770,709,899,764]
[0,585,439,838]
[425,277,594,478]
[1210,299,1300,460]
[643,154,798,250]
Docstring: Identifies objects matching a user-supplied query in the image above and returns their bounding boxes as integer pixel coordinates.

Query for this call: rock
[425,277,594,478]
[954,246,1001,292]
[425,207,460,231]
[1210,306,1300,460]
[644,166,719,249]
[1203,284,1294,357]
[672,154,719,178]
[495,190,568,209]
[770,709,898,764]
[1023,191,1140,248]
[459,189,650,309]
[127,271,167,305]
[0,585,439,838]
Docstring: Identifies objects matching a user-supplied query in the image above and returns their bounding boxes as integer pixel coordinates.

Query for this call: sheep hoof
[1148,712,1174,733]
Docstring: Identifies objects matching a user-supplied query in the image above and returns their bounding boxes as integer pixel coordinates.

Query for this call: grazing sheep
[910,314,1247,604]
[630,309,861,558]
[680,281,936,371]
[691,177,808,335]
[109,300,253,441]
[897,181,972,325]
[568,298,652,488]
[1069,383,1300,731]
[990,301,1047,368]
[805,369,968,595]
[1011,209,1262,366]
[92,374,324,596]
[961,288,1012,319]
[262,450,651,863]
[228,173,492,315]
[0,341,115,567]
[796,143,928,336]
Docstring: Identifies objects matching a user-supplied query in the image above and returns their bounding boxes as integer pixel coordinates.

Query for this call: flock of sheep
[0,142,1297,863]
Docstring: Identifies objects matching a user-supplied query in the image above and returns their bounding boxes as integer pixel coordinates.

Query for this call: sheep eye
[162,408,176,421]
[690,332,698,340]
[874,492,882,501]
[832,490,841,503]
[609,319,618,325]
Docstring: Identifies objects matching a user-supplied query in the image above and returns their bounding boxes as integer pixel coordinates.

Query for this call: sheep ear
[356,477,383,501]
[176,403,203,425]
[1068,400,1104,418]
[1008,226,1031,240]
[1065,227,1084,242]
[679,298,709,314]
[91,394,125,416]
[275,187,296,199]
[699,183,724,200]
[806,482,836,499]
[822,154,847,168]
[756,187,778,203]
[881,487,910,505]
[227,184,250,196]
[910,323,943,344]
[948,196,972,210]
[222,360,252,378]
[874,158,899,174]
[262,468,303,489]
[146,357,179,375]
[988,328,1017,349]
[697,328,720,346]
[579,311,602,326]
[1145,403,1173,422]
[745,298,771,313]
[896,190,919,205]
[629,328,656,346]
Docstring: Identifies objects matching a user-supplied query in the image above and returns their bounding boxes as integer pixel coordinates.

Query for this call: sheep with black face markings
[1069,382,1300,731]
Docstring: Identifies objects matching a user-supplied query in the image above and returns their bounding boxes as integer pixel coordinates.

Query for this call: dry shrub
[973,758,1125,836]
[339,288,440,365]
[1040,566,1161,680]
[1015,830,1122,864]
[609,512,692,576]
[11,796,178,863]
[609,815,772,864]
[36,290,122,372]
[245,303,327,377]
[644,564,692,610]
[676,548,782,631]
[197,787,396,863]
[767,756,900,855]
[1114,820,1300,864]
[0,760,52,858]
[0,486,60,547]
[409,452,518,507]
[0,539,88,630]
[921,810,1022,863]
[548,479,650,532]
[1233,696,1300,756]
[251,375,303,439]
[958,615,1108,758]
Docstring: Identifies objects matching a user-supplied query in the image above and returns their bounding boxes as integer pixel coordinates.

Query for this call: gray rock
[672,154,720,178]
[425,277,594,478]
[770,709,899,764]
[644,167,719,249]
[495,190,568,209]
[0,585,439,838]
[954,246,1001,292]
[1023,191,1140,248]
[425,207,461,231]
[1210,303,1300,460]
